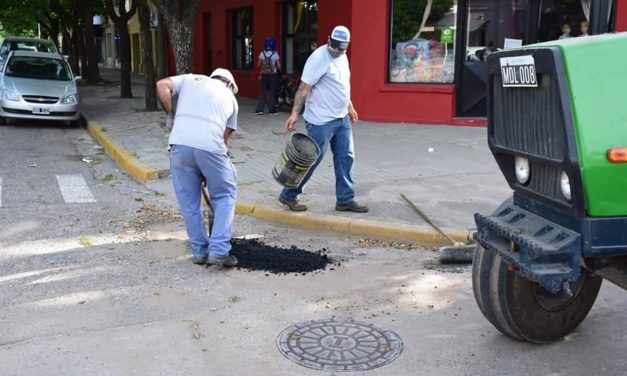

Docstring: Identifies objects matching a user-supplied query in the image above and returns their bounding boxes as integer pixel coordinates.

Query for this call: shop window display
[537,0,598,42]
[389,0,457,84]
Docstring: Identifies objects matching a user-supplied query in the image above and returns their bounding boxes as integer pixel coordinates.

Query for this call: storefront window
[389,0,457,84]
[538,0,595,42]
[465,0,528,61]
[231,7,253,70]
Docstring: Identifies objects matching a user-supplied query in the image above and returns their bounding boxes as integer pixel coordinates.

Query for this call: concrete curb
[87,120,158,182]
[236,203,470,244]
[85,118,470,245]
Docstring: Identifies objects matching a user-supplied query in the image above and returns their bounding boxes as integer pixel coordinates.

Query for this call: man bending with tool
[156,68,239,267]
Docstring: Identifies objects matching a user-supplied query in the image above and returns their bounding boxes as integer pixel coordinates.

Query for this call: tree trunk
[164,13,194,74]
[105,0,137,98]
[70,27,81,76]
[80,0,103,83]
[73,8,87,79]
[119,26,133,98]
[50,17,60,50]
[137,0,157,111]
[152,0,202,75]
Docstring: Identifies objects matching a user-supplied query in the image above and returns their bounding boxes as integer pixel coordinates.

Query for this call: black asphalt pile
[230,238,331,275]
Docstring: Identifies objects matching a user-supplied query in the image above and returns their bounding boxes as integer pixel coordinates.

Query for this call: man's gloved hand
[166,114,174,130]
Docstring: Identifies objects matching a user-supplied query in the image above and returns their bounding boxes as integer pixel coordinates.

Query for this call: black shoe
[192,255,208,265]
[335,201,369,213]
[278,195,307,212]
[254,111,264,115]
[208,254,238,267]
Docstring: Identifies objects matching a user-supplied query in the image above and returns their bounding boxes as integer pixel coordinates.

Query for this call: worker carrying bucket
[272,132,320,188]
[275,25,369,214]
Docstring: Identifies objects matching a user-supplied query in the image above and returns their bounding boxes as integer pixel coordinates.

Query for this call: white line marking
[56,174,96,203]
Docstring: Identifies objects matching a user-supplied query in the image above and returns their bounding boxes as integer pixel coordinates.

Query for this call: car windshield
[2,41,58,55]
[5,56,72,81]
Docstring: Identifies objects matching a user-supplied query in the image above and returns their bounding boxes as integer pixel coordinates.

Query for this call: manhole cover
[277,319,403,371]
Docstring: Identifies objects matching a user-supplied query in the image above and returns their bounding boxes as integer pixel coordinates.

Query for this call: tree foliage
[0,0,103,82]
[0,0,51,37]
[391,0,454,45]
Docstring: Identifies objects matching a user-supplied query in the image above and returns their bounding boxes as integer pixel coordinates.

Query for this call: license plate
[32,108,50,114]
[500,55,538,88]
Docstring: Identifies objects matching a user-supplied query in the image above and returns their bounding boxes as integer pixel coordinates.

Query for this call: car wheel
[67,118,82,128]
[0,116,6,125]
[472,244,602,343]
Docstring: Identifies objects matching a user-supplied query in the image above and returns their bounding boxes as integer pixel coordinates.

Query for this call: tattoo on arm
[291,82,310,115]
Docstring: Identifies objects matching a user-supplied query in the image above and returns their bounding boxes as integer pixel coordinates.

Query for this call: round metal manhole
[277,318,403,372]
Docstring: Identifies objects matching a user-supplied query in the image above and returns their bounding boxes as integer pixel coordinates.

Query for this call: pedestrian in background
[156,68,239,267]
[279,25,369,213]
[255,37,281,115]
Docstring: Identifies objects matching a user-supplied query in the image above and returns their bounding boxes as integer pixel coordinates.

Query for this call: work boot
[208,254,238,267]
[192,255,208,265]
[335,201,369,213]
[278,195,307,212]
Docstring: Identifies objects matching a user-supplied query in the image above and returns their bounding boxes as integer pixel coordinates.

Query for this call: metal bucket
[272,132,320,188]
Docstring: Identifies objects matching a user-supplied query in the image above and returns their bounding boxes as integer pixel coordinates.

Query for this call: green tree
[0,0,49,37]
[0,0,104,82]
[391,0,454,46]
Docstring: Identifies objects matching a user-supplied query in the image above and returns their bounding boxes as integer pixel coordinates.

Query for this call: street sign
[440,28,454,44]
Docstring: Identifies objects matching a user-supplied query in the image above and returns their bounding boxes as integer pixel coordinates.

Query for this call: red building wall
[346,0,461,125]
[183,0,284,98]
[184,0,354,99]
[175,0,627,125]
[616,0,627,30]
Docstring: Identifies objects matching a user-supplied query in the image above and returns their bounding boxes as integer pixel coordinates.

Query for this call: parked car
[0,50,81,126]
[0,36,60,68]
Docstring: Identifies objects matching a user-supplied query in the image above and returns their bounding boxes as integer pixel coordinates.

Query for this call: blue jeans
[281,116,355,204]
[170,145,237,258]
[255,73,278,113]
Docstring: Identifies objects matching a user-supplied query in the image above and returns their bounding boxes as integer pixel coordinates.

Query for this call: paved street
[1,213,626,376]
[0,71,625,375]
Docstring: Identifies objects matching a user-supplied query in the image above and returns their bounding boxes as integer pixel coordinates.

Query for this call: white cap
[209,68,238,94]
[330,25,351,49]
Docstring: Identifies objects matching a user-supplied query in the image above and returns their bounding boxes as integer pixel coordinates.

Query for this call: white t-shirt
[258,50,280,74]
[301,44,351,125]
[168,74,238,155]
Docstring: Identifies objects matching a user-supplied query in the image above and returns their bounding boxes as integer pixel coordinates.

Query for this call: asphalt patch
[230,238,332,275]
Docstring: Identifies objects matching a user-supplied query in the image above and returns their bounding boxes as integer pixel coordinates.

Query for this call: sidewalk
[79,68,511,244]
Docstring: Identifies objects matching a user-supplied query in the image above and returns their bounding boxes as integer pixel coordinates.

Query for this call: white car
[0,36,60,69]
[0,50,81,126]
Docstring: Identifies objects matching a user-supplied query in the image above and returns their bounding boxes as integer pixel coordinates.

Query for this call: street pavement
[80,68,511,244]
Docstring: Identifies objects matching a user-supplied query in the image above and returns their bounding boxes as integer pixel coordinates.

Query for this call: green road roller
[473,32,627,343]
